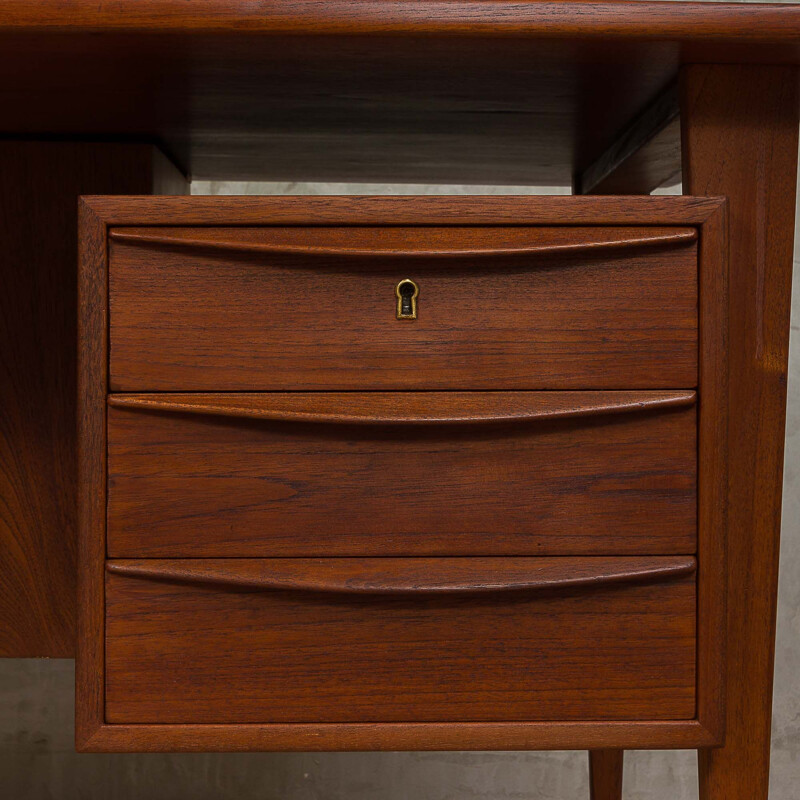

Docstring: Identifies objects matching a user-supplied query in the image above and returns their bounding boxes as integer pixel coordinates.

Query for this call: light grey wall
[1,174,798,798]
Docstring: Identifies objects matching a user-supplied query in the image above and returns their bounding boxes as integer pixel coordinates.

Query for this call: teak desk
[2,3,800,799]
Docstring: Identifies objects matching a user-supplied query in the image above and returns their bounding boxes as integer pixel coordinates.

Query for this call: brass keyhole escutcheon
[396,279,419,320]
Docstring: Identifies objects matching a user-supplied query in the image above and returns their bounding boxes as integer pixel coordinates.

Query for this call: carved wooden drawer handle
[109,226,697,259]
[106,557,697,597]
[108,390,696,426]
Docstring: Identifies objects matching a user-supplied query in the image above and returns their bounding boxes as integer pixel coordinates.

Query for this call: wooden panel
[108,226,698,390]
[77,720,718,754]
[106,392,697,557]
[78,197,109,744]
[0,142,186,658]
[694,199,729,744]
[79,195,728,226]
[104,557,697,724]
[4,1,800,37]
[682,65,799,800]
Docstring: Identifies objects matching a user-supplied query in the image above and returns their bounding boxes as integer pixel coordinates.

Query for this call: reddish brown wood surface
[590,750,624,800]
[78,195,728,752]
[77,719,718,754]
[0,142,186,658]
[80,195,727,226]
[104,557,697,725]
[694,199,729,744]
[682,65,799,800]
[77,200,109,745]
[108,225,698,390]
[108,389,695,425]
[3,1,800,38]
[106,393,697,557]
[106,556,696,595]
[110,224,696,258]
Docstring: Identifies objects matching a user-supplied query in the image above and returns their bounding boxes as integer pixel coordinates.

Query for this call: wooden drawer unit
[78,196,728,753]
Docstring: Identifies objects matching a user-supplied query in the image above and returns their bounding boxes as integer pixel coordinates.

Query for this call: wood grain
[3,1,800,38]
[108,389,696,425]
[104,557,697,725]
[0,142,186,658]
[108,225,698,390]
[109,225,696,258]
[682,64,799,800]
[106,393,697,557]
[590,750,624,800]
[77,720,718,754]
[79,195,728,226]
[694,199,729,743]
[105,556,697,596]
[78,195,728,753]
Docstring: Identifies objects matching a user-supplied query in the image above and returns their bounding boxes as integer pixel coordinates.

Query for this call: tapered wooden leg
[0,142,187,656]
[681,65,800,800]
[589,750,623,800]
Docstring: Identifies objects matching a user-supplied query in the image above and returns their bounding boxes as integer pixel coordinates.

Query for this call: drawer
[108,225,698,390]
[106,390,697,557]
[104,556,697,724]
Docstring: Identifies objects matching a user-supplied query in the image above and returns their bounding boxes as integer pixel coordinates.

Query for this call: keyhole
[399,282,415,315]
[396,279,419,320]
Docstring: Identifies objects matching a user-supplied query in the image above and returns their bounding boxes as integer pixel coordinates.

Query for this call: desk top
[3,0,800,38]
[3,1,800,183]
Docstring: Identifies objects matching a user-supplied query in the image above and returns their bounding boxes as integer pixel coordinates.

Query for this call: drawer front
[108,225,698,390]
[106,391,697,557]
[105,557,697,724]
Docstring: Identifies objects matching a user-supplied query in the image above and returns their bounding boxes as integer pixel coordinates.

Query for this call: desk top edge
[4,0,800,41]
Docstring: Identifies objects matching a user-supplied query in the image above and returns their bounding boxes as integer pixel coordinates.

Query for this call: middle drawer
[107,391,696,557]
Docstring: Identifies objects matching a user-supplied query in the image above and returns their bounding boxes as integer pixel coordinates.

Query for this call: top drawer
[108,225,698,391]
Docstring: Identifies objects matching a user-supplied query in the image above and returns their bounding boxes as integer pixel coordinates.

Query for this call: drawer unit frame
[77,195,728,752]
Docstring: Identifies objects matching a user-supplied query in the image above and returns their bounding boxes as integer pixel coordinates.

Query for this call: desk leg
[0,142,187,657]
[589,750,623,800]
[681,64,799,800]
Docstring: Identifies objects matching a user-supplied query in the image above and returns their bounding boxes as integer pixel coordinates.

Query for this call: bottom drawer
[105,557,697,724]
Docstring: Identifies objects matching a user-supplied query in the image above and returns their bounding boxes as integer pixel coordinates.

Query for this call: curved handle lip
[108,226,697,260]
[107,390,697,427]
[106,557,697,597]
